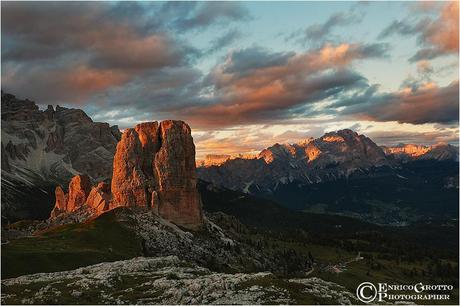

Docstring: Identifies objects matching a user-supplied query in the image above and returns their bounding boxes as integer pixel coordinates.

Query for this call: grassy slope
[2,209,143,279]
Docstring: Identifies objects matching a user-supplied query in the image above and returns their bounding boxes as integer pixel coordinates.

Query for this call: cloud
[339,80,459,125]
[304,11,363,41]
[174,2,250,31]
[365,127,459,146]
[221,47,294,74]
[288,10,364,45]
[2,62,131,104]
[1,2,198,104]
[172,43,387,128]
[379,1,458,61]
[206,29,242,55]
[2,0,456,153]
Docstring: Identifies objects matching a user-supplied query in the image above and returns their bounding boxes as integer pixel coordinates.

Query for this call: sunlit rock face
[50,120,203,230]
[196,154,258,168]
[111,124,157,208]
[197,154,231,167]
[382,144,430,157]
[85,182,112,213]
[304,129,388,170]
[111,120,203,230]
[50,174,92,217]
[197,129,390,192]
[50,186,67,218]
[383,143,459,161]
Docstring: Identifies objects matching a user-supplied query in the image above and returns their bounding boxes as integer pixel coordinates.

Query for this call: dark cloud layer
[175,43,387,128]
[1,1,248,104]
[338,80,459,124]
[1,1,458,135]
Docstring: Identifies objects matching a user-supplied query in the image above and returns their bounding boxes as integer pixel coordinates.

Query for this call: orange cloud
[67,66,128,94]
[426,1,458,53]
[181,43,385,128]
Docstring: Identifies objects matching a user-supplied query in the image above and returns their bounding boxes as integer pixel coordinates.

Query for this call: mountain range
[197,130,458,193]
[1,92,458,223]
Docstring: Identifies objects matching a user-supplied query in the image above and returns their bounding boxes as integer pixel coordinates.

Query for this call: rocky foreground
[1,256,358,305]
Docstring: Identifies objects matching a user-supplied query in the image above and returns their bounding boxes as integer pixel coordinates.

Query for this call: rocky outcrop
[197,155,231,167]
[66,175,92,212]
[1,92,121,221]
[50,186,67,218]
[153,120,202,229]
[85,182,112,213]
[196,154,258,168]
[111,125,155,208]
[50,175,92,217]
[51,120,203,230]
[111,120,202,229]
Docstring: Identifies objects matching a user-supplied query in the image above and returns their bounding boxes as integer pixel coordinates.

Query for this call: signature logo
[356,282,453,303]
[356,282,378,303]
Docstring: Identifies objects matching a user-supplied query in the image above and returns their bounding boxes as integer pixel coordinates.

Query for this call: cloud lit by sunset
[2,1,458,159]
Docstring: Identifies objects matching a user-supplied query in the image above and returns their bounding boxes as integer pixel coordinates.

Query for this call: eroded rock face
[50,186,67,218]
[1,92,121,183]
[85,182,112,213]
[111,128,151,208]
[111,120,203,229]
[154,121,202,229]
[66,175,92,212]
[50,120,203,229]
[50,174,93,217]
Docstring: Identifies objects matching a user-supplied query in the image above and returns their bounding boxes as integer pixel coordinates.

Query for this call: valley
[2,185,459,304]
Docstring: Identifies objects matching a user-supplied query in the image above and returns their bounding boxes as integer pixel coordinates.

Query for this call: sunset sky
[2,1,458,159]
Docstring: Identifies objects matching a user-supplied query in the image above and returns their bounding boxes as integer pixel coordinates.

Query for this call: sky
[2,1,459,159]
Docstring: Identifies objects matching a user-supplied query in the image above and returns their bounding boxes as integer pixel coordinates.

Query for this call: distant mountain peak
[198,129,390,192]
[382,142,458,161]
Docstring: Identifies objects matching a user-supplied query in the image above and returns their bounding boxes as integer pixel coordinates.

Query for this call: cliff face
[1,92,120,183]
[111,120,202,229]
[51,120,203,230]
[1,92,121,221]
[153,120,202,229]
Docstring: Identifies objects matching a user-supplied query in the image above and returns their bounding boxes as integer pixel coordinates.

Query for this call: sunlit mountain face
[2,1,458,160]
